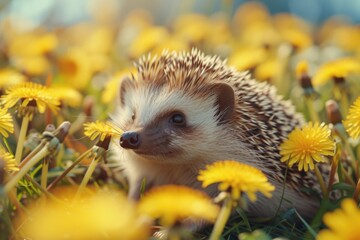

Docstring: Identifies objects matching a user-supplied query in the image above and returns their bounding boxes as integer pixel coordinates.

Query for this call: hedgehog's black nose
[120,131,140,149]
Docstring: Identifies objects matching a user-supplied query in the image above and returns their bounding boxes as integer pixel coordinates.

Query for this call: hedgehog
[113,49,320,222]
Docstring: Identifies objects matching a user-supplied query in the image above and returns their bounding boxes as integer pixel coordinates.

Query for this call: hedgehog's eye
[169,112,186,127]
[131,113,135,121]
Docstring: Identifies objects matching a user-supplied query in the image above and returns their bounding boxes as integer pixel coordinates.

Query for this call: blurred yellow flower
[272,14,312,51]
[198,160,275,201]
[0,108,14,138]
[9,32,57,57]
[326,25,360,53]
[138,185,219,227]
[172,14,210,44]
[21,189,150,240]
[343,96,360,139]
[128,26,169,59]
[8,32,57,75]
[228,47,267,71]
[101,69,136,104]
[153,37,189,55]
[205,15,232,48]
[57,48,93,90]
[1,82,60,119]
[233,2,270,28]
[279,28,312,50]
[296,60,309,78]
[273,13,311,35]
[239,22,280,48]
[83,121,122,141]
[52,86,83,108]
[317,199,360,240]
[254,58,282,82]
[0,69,26,89]
[313,58,360,86]
[279,122,335,171]
[81,26,114,54]
[11,56,50,76]
[0,147,18,172]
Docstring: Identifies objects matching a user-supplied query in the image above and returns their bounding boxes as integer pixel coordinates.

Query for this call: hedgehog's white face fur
[116,81,250,165]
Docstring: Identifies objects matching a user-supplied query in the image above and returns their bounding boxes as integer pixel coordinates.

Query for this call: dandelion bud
[296,61,315,96]
[326,100,343,125]
[54,121,71,143]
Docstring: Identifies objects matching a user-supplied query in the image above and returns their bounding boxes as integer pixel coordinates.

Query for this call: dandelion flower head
[0,147,18,172]
[137,185,219,227]
[1,82,60,119]
[0,108,14,138]
[312,57,360,86]
[317,199,360,240]
[21,189,150,240]
[83,121,122,141]
[343,96,360,139]
[279,122,335,171]
[198,160,275,201]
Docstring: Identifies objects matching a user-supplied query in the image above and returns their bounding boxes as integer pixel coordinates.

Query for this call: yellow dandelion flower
[317,199,360,240]
[101,68,136,104]
[172,14,210,44]
[343,96,360,139]
[233,2,270,28]
[296,60,309,78]
[228,47,267,71]
[1,82,60,118]
[198,160,275,201]
[21,189,150,240]
[11,55,50,76]
[254,58,282,82]
[0,108,14,138]
[313,58,360,86]
[0,69,26,89]
[83,121,122,141]
[0,147,18,172]
[279,28,312,50]
[128,26,169,59]
[9,32,57,57]
[51,86,83,108]
[279,122,335,171]
[57,48,93,90]
[138,185,219,227]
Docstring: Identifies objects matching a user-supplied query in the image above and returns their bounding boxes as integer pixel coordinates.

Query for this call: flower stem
[47,148,93,190]
[341,165,356,187]
[327,159,338,191]
[209,193,233,240]
[41,158,49,189]
[5,146,49,193]
[273,166,288,219]
[340,88,349,117]
[305,96,319,123]
[74,148,103,199]
[15,115,30,164]
[18,140,47,168]
[353,179,360,202]
[314,164,328,199]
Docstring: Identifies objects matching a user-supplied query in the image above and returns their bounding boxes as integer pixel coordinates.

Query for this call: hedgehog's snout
[120,131,141,149]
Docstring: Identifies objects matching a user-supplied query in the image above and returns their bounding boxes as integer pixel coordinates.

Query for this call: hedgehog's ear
[119,76,135,106]
[212,83,235,123]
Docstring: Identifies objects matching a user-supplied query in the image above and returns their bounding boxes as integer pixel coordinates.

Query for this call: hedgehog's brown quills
[113,48,322,223]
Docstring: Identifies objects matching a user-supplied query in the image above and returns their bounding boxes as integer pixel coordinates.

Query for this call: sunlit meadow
[1,0,360,239]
